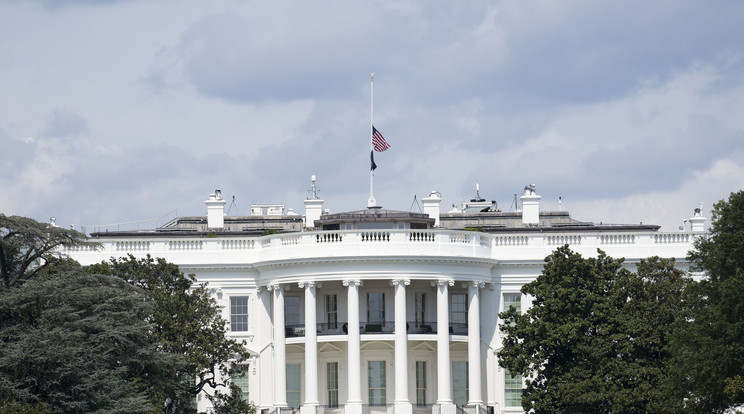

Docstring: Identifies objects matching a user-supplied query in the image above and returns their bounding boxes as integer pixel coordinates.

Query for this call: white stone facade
[65,188,704,414]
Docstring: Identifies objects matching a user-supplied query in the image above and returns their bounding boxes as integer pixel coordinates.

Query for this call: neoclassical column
[467,281,485,406]
[300,281,319,414]
[392,279,412,414]
[269,283,287,407]
[435,279,455,414]
[343,279,363,414]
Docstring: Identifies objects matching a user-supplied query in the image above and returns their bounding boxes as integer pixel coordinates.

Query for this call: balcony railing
[287,321,468,337]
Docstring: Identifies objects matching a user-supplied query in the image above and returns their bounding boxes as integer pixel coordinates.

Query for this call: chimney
[688,205,706,233]
[422,190,442,227]
[520,184,541,225]
[304,175,324,229]
[205,190,226,229]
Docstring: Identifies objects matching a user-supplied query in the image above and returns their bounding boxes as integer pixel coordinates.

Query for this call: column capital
[488,282,497,290]
[390,278,411,286]
[343,279,363,287]
[298,281,316,289]
[435,278,454,287]
[267,283,284,291]
[470,281,486,289]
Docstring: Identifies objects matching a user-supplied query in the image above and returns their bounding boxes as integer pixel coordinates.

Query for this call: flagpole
[368,72,378,208]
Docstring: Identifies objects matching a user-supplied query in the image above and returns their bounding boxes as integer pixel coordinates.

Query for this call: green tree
[88,255,252,412]
[498,246,687,413]
[0,214,98,288]
[666,191,744,413]
[0,272,182,413]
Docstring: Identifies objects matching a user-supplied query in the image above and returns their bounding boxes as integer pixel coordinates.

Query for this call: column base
[435,403,456,414]
[301,404,319,414]
[345,402,363,414]
[394,402,412,414]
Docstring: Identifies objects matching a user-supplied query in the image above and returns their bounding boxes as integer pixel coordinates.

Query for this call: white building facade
[66,186,706,414]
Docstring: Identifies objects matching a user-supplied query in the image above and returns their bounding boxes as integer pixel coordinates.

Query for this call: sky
[1,0,743,233]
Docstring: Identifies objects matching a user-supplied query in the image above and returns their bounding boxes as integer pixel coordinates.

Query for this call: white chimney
[689,205,706,233]
[422,190,442,227]
[304,175,324,229]
[520,184,541,225]
[205,190,226,229]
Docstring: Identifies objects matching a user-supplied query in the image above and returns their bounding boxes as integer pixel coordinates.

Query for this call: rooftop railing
[67,228,699,266]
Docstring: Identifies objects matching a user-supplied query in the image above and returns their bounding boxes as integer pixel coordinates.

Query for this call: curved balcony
[285,321,468,338]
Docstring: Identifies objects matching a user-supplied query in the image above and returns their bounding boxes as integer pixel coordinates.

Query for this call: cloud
[41,109,88,138]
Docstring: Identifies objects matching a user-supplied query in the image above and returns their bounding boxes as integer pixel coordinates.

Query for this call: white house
[65,180,705,414]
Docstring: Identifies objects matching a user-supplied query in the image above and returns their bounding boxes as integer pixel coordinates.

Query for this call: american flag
[372,126,390,152]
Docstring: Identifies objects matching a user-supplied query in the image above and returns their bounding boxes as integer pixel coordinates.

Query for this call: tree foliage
[0,214,98,288]
[498,246,686,413]
[88,255,252,412]
[666,190,744,413]
[0,272,182,413]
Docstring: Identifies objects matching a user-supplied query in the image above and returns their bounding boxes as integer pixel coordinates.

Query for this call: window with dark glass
[415,292,426,327]
[230,297,249,332]
[415,361,427,406]
[327,362,339,407]
[367,293,385,323]
[505,368,522,407]
[231,365,250,401]
[286,363,301,409]
[451,293,467,325]
[326,294,338,330]
[452,361,468,406]
[285,296,300,326]
[368,361,386,406]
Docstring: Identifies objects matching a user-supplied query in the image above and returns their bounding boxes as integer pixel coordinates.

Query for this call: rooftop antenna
[308,175,320,200]
[409,194,422,213]
[227,195,237,215]
[558,196,562,211]
[510,193,519,211]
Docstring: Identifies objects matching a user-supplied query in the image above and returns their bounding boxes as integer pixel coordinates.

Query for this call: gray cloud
[41,109,88,138]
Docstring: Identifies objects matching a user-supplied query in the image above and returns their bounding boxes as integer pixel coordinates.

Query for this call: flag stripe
[372,126,390,152]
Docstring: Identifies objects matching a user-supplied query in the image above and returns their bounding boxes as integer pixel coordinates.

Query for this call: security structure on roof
[66,177,706,414]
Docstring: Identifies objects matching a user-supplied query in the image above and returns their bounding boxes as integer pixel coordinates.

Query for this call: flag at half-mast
[370,126,390,171]
[372,126,390,152]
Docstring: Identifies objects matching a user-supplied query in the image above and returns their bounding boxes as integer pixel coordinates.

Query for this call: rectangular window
[368,361,386,406]
[415,292,426,327]
[452,361,468,406]
[415,361,427,406]
[503,293,521,314]
[285,296,300,326]
[367,293,385,323]
[326,294,338,330]
[230,297,249,332]
[504,369,522,407]
[286,364,301,409]
[451,293,467,324]
[231,365,250,401]
[327,362,339,407]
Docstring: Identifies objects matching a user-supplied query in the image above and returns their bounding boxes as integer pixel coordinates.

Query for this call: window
[368,361,386,406]
[452,361,468,406]
[327,362,339,407]
[286,364,301,409]
[326,294,338,330]
[503,293,521,314]
[504,369,522,407]
[451,293,467,324]
[231,365,250,402]
[367,293,385,323]
[231,297,249,332]
[415,361,427,406]
[286,296,300,326]
[415,293,426,327]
